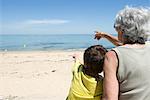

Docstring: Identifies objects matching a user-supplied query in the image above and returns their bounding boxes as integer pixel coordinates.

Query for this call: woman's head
[114,6,150,44]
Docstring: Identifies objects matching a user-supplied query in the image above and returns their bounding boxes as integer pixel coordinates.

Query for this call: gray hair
[114,6,150,44]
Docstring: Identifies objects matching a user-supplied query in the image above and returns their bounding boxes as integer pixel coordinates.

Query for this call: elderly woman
[96,6,150,100]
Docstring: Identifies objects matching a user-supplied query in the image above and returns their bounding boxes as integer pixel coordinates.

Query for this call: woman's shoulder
[146,41,150,45]
[115,44,147,49]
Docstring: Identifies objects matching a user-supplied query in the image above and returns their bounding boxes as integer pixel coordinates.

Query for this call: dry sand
[0,50,84,100]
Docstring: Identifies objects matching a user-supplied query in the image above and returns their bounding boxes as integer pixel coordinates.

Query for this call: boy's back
[67,45,107,100]
[67,60,103,100]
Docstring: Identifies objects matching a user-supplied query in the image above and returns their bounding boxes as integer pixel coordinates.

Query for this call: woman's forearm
[103,34,122,46]
[95,31,122,46]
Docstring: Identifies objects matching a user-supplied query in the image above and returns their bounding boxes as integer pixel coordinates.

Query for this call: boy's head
[83,45,107,77]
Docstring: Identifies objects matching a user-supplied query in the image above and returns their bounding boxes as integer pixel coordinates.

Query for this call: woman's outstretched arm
[94,31,122,46]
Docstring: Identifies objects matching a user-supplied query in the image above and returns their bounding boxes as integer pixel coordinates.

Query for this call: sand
[0,50,84,100]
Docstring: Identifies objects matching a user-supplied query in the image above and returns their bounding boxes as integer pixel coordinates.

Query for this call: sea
[0,34,116,51]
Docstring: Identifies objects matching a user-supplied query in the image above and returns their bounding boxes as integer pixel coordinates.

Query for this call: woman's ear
[118,30,124,42]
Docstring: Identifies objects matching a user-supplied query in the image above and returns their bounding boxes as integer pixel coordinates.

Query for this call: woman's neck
[124,43,146,48]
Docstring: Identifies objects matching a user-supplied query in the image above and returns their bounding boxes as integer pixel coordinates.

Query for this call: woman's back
[113,44,150,100]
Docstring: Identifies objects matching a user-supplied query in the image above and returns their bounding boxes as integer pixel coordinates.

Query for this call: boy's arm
[72,54,82,73]
[94,31,122,46]
[72,54,82,64]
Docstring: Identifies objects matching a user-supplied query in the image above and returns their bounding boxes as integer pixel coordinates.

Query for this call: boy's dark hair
[83,45,108,78]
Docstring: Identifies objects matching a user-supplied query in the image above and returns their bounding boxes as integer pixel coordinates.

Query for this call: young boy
[67,45,108,100]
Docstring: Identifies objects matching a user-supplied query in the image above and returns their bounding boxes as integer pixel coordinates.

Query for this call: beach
[0,50,84,100]
[0,34,112,100]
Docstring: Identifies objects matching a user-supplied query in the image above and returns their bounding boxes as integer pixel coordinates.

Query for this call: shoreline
[0,48,85,53]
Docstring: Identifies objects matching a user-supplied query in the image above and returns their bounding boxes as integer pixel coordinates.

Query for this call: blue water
[0,34,116,51]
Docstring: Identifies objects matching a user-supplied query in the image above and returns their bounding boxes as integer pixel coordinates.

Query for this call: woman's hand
[94,31,107,40]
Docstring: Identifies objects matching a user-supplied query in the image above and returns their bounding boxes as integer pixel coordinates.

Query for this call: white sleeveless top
[113,43,150,100]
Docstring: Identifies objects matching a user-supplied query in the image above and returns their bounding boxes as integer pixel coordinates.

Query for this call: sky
[1,0,150,34]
